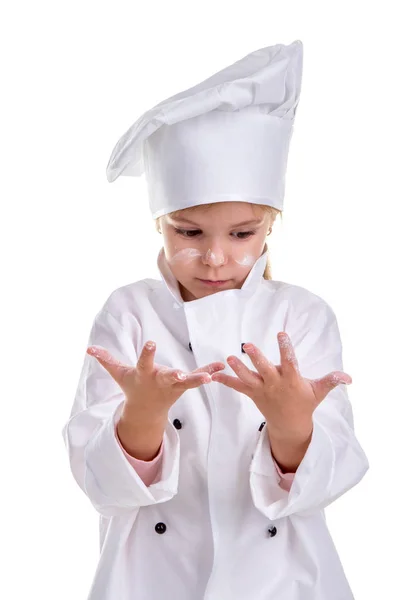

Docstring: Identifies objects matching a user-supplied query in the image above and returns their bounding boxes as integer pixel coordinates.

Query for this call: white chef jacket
[61,244,370,600]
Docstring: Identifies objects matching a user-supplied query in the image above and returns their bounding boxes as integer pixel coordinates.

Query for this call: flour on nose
[205,249,225,266]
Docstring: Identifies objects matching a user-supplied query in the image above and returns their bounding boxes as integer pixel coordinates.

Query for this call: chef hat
[106,39,303,220]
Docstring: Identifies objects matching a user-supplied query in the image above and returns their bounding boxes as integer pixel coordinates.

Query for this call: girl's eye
[233,231,256,239]
[174,228,256,240]
[174,228,200,238]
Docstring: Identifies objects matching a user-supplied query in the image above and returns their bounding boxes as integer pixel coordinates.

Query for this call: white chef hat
[106,39,303,220]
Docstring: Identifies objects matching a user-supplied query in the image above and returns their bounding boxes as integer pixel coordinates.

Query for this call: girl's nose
[201,248,227,266]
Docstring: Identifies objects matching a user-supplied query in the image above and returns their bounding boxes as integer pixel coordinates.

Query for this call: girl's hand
[86,341,225,422]
[211,331,352,440]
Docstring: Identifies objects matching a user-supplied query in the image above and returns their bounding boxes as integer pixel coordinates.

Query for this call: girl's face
[159,202,274,302]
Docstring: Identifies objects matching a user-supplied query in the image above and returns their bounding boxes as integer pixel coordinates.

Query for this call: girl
[62,40,369,600]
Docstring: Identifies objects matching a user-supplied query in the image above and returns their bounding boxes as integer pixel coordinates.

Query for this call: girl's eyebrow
[171,217,264,227]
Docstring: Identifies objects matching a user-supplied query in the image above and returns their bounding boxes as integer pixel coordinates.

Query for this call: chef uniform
[61,40,370,600]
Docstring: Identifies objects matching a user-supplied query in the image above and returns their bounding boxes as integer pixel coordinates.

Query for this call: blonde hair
[155,203,282,280]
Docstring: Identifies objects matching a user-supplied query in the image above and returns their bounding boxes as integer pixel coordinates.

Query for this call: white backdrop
[1,1,398,598]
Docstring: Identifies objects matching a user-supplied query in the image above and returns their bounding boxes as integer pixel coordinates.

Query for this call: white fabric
[106,40,303,218]
[62,246,369,600]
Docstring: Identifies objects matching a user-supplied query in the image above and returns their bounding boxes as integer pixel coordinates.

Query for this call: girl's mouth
[197,279,230,286]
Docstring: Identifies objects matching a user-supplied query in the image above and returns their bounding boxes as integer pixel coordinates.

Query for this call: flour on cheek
[169,248,202,264]
[234,254,256,267]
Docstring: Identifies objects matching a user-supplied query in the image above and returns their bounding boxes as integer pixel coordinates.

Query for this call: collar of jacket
[156,242,269,308]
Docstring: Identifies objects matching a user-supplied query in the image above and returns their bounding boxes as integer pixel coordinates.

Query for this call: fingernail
[333,374,351,385]
[243,344,254,352]
[145,342,155,351]
[88,345,101,357]
[176,372,187,381]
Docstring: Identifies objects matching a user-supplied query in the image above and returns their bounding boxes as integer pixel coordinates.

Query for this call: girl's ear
[155,217,163,234]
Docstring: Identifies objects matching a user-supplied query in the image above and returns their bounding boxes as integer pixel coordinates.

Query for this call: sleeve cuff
[84,401,180,513]
[249,416,335,520]
[114,422,164,486]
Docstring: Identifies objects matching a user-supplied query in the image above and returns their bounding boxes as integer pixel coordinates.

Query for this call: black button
[188,342,192,351]
[155,522,167,534]
[241,343,246,353]
[259,421,266,432]
[173,419,182,430]
[267,525,277,537]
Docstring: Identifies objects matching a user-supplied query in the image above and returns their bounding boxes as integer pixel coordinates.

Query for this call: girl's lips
[198,279,230,286]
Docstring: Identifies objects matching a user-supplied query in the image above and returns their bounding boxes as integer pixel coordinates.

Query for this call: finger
[277,332,300,377]
[136,341,156,374]
[312,371,352,402]
[226,355,263,387]
[181,372,213,390]
[210,371,249,394]
[86,345,130,385]
[241,343,275,381]
[156,368,212,388]
[193,362,226,376]
[156,367,185,387]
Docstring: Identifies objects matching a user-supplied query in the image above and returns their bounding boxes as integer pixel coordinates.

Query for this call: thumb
[87,345,131,387]
[312,370,352,401]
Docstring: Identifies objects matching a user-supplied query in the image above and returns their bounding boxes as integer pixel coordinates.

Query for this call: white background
[1,1,398,598]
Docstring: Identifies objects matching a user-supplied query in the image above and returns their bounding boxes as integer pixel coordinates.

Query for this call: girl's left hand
[211,331,352,440]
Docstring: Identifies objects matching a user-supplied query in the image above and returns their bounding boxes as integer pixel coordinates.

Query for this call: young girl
[62,40,369,600]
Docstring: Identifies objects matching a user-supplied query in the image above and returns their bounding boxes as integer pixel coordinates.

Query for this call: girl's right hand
[86,340,226,421]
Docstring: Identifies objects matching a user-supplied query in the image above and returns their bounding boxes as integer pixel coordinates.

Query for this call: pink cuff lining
[115,422,164,486]
[273,459,296,479]
[272,459,295,491]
